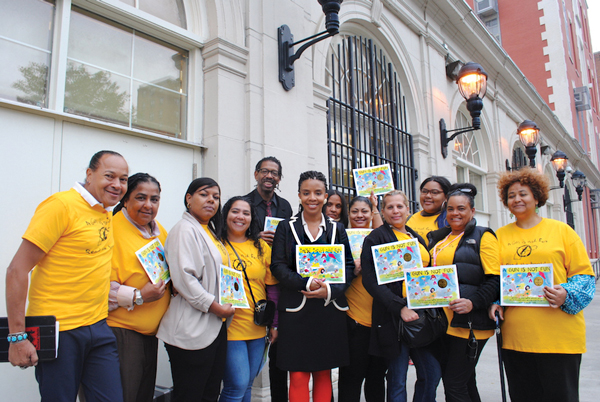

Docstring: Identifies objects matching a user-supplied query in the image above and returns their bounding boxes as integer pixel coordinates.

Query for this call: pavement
[349,291,600,401]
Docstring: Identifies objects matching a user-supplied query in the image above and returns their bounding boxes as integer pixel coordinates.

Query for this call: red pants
[289,370,332,402]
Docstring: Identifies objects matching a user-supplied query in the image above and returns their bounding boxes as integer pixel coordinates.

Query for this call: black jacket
[245,189,293,224]
[361,223,427,357]
[427,219,499,331]
[270,213,355,312]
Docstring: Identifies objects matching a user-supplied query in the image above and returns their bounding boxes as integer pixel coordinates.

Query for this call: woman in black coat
[270,171,355,402]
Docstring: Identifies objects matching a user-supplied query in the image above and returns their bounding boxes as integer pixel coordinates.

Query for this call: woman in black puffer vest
[427,183,500,402]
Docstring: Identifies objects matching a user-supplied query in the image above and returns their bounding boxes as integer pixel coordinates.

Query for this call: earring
[509,212,514,219]
[535,205,539,214]
[186,203,191,209]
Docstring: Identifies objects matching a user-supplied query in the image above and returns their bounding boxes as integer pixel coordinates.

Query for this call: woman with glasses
[218,196,278,402]
[427,183,500,402]
[407,176,452,243]
[157,178,235,402]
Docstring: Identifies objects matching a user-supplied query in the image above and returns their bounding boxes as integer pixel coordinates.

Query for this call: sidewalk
[401,293,600,401]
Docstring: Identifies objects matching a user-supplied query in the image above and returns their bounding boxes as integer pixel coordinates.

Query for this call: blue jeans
[386,341,441,402]
[219,338,266,402]
[35,319,123,402]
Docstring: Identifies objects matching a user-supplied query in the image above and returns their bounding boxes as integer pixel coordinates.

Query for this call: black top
[245,189,293,225]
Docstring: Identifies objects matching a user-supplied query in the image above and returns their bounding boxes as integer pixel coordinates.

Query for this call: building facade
[1,0,599,399]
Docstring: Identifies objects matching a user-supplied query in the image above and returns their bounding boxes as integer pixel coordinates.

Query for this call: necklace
[432,231,464,266]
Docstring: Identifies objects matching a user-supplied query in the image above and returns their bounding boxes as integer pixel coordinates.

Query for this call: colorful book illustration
[135,238,171,284]
[264,217,284,232]
[352,164,395,196]
[346,229,372,260]
[371,238,423,285]
[219,265,250,308]
[296,245,346,284]
[405,265,460,309]
[500,264,553,307]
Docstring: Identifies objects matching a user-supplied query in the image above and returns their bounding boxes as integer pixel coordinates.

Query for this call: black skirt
[276,297,349,372]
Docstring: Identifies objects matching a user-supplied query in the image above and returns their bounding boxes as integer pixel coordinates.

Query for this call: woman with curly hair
[218,196,279,402]
[490,167,595,402]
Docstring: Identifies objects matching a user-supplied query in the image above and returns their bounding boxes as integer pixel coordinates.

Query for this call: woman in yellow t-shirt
[362,190,441,402]
[407,176,452,244]
[490,168,595,402]
[107,173,170,402]
[338,194,385,401]
[219,196,279,402]
[427,183,500,402]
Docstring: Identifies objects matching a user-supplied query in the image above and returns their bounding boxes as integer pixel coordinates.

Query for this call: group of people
[4,150,595,402]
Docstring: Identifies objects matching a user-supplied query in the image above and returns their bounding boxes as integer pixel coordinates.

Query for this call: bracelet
[7,332,28,344]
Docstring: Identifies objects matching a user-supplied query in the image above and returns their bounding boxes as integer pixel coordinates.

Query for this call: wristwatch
[134,289,144,306]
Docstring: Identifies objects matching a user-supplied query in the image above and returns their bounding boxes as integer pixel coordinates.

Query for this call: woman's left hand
[269,327,278,343]
[544,285,567,308]
[449,298,473,315]
[353,259,362,276]
[301,280,328,299]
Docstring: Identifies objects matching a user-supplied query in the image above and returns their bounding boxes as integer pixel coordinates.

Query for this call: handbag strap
[225,238,257,307]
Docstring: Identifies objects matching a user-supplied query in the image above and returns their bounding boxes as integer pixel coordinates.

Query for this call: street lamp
[571,170,587,201]
[278,0,344,91]
[550,150,568,188]
[440,62,488,158]
[517,120,540,167]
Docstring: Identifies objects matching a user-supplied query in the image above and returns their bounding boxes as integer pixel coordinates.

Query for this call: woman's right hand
[353,259,362,276]
[400,306,419,322]
[488,303,504,321]
[209,301,235,318]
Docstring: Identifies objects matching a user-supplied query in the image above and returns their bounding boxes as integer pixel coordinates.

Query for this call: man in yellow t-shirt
[5,151,129,402]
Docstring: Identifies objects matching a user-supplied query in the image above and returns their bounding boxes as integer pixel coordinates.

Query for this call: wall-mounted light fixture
[571,170,587,201]
[440,62,488,158]
[278,0,343,91]
[517,120,541,167]
[550,150,568,188]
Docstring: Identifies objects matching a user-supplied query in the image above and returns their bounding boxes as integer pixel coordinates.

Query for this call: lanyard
[432,231,464,267]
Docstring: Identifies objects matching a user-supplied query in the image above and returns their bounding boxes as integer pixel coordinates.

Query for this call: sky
[589,1,600,53]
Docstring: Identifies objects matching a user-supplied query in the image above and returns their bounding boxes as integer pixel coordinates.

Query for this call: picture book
[264,217,284,232]
[219,265,250,308]
[352,164,395,196]
[405,265,460,309]
[346,229,372,260]
[296,245,346,284]
[371,238,423,285]
[500,264,553,307]
[135,238,171,284]
[0,316,59,361]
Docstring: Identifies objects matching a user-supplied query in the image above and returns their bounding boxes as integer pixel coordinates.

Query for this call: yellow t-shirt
[497,218,593,353]
[407,212,441,246]
[202,224,230,266]
[225,239,278,340]
[24,189,114,331]
[430,231,500,340]
[106,212,170,335]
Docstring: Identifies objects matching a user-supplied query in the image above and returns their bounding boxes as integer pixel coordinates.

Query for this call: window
[0,0,55,107]
[326,35,417,210]
[118,0,186,28]
[455,112,486,212]
[66,8,188,137]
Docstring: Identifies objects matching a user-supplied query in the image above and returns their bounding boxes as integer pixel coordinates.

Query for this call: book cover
[219,264,250,308]
[352,164,395,196]
[405,265,460,309]
[500,264,553,307]
[0,316,58,362]
[371,238,423,285]
[346,229,372,260]
[135,238,171,284]
[264,217,284,232]
[296,245,346,284]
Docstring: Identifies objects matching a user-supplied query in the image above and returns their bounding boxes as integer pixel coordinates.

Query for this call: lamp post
[550,150,568,188]
[517,120,540,167]
[440,62,488,158]
[571,170,587,201]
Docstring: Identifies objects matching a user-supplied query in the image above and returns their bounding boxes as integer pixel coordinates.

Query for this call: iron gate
[326,36,418,211]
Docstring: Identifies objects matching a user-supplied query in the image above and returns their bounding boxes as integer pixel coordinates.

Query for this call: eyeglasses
[258,168,281,177]
[421,189,444,196]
